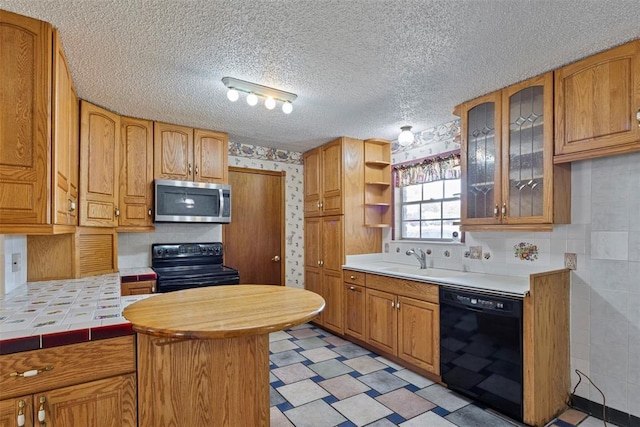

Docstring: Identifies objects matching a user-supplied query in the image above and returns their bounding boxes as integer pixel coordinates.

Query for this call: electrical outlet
[564,253,577,270]
[11,252,21,272]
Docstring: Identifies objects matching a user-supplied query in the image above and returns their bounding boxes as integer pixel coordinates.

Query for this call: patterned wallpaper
[228,142,305,289]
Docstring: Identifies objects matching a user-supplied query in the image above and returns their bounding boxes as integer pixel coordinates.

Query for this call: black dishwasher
[439,288,524,422]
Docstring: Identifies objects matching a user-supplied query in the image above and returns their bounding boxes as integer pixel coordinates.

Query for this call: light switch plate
[564,253,577,270]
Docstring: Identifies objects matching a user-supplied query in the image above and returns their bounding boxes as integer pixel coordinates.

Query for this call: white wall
[0,235,27,295]
[385,120,640,417]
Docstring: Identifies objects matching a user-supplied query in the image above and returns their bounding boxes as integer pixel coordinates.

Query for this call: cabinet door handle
[38,396,46,425]
[188,163,192,175]
[195,165,199,176]
[501,202,507,219]
[391,300,395,309]
[350,275,356,280]
[349,286,356,291]
[10,365,53,378]
[493,205,499,219]
[397,301,400,311]
[148,209,152,217]
[319,201,323,210]
[17,400,26,427]
[115,207,120,218]
[68,199,76,212]
[636,108,640,127]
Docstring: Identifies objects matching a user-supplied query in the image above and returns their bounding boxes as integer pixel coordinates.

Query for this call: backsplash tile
[591,231,629,260]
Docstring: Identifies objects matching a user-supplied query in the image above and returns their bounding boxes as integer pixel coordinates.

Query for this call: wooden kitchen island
[123,285,325,427]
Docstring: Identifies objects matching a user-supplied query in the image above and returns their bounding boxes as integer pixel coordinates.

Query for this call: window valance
[393,152,461,188]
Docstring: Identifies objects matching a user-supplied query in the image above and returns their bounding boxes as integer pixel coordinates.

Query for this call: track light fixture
[222,77,297,114]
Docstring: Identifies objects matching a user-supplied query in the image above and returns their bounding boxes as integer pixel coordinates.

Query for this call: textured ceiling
[2,1,640,153]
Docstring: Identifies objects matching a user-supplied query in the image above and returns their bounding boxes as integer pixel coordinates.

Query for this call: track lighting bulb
[282,101,293,114]
[226,88,239,102]
[265,97,276,110]
[246,92,258,106]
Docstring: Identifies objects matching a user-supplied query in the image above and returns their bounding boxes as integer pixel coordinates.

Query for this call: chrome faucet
[406,248,427,269]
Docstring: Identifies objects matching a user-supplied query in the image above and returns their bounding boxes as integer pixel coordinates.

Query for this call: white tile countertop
[0,273,156,354]
[344,255,530,297]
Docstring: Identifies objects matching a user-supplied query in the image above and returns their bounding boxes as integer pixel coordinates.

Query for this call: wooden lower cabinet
[0,374,136,427]
[0,336,136,427]
[365,288,439,375]
[343,270,366,340]
[121,280,156,296]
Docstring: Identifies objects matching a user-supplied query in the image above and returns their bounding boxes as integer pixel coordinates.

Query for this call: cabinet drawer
[0,335,135,400]
[343,269,365,286]
[366,273,438,304]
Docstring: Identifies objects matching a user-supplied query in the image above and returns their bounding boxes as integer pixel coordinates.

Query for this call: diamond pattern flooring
[269,324,603,427]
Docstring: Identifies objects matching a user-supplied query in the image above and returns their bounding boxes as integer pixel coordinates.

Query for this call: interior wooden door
[224,167,285,285]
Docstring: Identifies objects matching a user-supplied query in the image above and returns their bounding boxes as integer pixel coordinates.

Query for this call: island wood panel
[137,333,269,427]
[0,336,135,400]
[523,269,570,426]
[0,10,51,225]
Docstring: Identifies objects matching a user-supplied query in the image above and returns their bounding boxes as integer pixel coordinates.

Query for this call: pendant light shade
[398,126,414,146]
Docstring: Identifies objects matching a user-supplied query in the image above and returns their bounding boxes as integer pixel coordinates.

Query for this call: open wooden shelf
[364,139,392,228]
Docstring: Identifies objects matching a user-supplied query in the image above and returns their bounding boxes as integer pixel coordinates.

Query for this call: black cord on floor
[569,369,607,426]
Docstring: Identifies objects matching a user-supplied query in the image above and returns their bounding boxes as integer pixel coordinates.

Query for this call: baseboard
[570,395,640,427]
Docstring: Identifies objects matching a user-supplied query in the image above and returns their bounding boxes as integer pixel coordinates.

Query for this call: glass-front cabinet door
[461,92,502,225]
[501,72,554,224]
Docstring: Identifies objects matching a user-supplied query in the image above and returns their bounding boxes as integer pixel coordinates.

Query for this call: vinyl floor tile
[376,388,435,419]
[283,399,347,427]
[268,324,600,427]
[332,393,393,426]
[343,355,387,374]
[319,374,371,400]
[358,370,410,394]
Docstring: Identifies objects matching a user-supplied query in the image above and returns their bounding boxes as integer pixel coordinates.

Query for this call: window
[400,179,460,240]
[395,153,461,241]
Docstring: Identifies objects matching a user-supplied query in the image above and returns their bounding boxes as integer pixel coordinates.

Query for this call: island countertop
[123,285,325,339]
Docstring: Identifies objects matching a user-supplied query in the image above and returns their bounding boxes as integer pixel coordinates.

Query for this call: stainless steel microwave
[154,179,231,223]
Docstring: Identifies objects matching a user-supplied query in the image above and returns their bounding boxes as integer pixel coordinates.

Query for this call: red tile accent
[120,275,137,283]
[138,273,157,280]
[0,336,40,355]
[42,329,90,349]
[91,323,133,340]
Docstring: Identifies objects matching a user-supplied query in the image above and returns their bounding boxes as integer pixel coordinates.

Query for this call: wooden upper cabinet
[0,10,52,225]
[460,72,570,231]
[154,122,193,181]
[119,117,154,229]
[193,129,228,184]
[80,101,120,227]
[154,123,228,183]
[303,138,343,217]
[52,29,79,227]
[460,91,503,227]
[555,40,640,162]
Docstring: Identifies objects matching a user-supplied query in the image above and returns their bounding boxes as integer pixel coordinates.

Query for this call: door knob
[272,255,281,262]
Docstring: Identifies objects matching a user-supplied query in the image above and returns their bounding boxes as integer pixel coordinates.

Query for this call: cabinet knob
[350,275,356,280]
[636,108,640,127]
[115,207,120,217]
[17,400,26,427]
[501,202,507,219]
[391,300,395,309]
[195,165,199,176]
[148,209,152,217]
[68,199,76,212]
[272,255,281,262]
[349,286,356,291]
[493,205,499,219]
[397,301,400,311]
[38,396,46,425]
[188,163,192,175]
